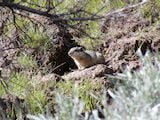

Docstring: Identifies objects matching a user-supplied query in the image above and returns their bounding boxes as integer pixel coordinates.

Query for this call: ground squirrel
[68,47,105,69]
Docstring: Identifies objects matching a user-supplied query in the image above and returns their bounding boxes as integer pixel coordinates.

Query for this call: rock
[41,73,63,82]
[62,64,114,80]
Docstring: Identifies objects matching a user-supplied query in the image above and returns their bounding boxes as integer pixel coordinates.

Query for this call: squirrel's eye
[79,47,83,51]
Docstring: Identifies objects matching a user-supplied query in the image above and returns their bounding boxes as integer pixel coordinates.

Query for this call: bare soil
[99,11,160,72]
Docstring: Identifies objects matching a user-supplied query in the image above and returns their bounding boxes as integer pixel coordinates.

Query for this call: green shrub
[57,79,104,111]
[101,51,160,119]
[17,53,37,69]
[27,51,160,120]
[141,0,160,22]
[2,72,47,114]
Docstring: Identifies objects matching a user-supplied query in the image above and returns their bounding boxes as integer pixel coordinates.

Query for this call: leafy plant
[102,51,160,119]
[57,79,104,111]
[17,53,37,69]
[3,72,47,114]
[141,0,160,22]
[27,51,160,120]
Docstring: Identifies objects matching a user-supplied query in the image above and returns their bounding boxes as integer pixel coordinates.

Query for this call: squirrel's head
[68,47,86,58]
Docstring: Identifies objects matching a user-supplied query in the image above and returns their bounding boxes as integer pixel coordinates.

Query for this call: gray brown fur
[68,47,105,69]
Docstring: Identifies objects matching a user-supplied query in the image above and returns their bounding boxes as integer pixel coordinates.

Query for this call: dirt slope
[99,10,160,72]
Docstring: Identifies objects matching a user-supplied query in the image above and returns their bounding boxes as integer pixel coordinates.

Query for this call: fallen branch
[0,2,103,22]
[104,0,149,18]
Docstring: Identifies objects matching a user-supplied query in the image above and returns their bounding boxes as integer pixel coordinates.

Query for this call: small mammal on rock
[68,47,105,69]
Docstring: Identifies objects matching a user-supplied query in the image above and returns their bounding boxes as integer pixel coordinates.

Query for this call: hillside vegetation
[0,0,160,119]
